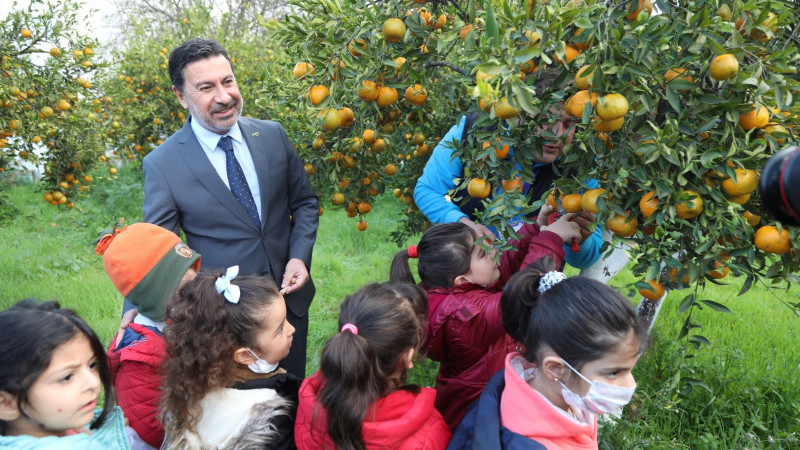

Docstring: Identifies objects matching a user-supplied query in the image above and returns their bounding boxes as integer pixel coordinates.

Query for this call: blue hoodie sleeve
[414,116,469,224]
[564,224,602,269]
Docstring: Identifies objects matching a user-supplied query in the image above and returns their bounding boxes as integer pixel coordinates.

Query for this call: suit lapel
[176,118,259,231]
[239,119,269,229]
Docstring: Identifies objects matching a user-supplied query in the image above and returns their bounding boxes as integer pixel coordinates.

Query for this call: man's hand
[571,212,597,243]
[114,308,138,348]
[457,217,495,241]
[281,258,309,295]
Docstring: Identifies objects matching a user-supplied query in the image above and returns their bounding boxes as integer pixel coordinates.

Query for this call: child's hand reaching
[536,204,555,227]
[541,212,582,243]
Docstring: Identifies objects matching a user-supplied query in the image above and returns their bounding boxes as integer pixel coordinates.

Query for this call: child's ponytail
[389,246,417,284]
[502,257,648,368]
[389,223,476,288]
[317,282,425,450]
[500,257,557,343]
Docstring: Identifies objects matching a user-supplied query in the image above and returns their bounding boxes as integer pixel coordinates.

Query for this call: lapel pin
[252,131,260,136]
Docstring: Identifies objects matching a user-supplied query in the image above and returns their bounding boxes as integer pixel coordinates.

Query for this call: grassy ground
[1,166,798,448]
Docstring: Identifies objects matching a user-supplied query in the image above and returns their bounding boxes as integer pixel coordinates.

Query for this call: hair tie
[407,245,418,258]
[341,323,358,335]
[216,265,241,303]
[538,271,566,293]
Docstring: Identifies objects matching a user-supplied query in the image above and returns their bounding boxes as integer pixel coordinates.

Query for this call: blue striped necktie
[218,136,261,228]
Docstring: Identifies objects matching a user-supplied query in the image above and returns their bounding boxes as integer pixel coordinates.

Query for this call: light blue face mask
[246,348,279,374]
[558,358,636,420]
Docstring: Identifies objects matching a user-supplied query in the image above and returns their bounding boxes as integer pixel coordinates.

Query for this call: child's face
[570,331,641,396]
[252,297,295,364]
[463,242,500,287]
[19,334,101,436]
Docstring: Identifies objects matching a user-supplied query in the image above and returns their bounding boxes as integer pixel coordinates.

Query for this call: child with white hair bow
[160,267,299,450]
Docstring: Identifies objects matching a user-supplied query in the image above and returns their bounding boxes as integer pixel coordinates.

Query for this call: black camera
[759,146,800,226]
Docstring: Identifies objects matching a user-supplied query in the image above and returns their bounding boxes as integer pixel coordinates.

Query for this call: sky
[2,0,120,45]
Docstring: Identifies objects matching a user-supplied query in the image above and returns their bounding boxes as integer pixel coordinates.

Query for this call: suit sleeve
[142,155,181,235]
[414,116,469,224]
[277,124,319,268]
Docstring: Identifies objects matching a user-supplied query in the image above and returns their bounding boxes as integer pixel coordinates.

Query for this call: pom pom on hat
[96,222,200,321]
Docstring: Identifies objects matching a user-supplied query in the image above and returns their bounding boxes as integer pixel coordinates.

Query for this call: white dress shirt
[190,118,262,220]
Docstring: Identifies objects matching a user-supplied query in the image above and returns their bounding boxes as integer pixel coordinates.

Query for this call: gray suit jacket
[142,116,319,316]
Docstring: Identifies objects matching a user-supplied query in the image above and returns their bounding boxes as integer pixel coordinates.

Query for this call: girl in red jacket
[390,206,581,430]
[295,282,451,450]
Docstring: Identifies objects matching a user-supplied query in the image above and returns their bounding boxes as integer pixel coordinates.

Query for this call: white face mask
[558,358,636,420]
[246,348,279,374]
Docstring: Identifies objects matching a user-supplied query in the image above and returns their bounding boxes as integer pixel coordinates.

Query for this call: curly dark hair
[160,270,282,438]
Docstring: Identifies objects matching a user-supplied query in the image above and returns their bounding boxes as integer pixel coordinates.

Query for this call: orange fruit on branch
[292,62,315,79]
[754,225,791,254]
[639,279,665,300]
[405,84,428,106]
[565,90,598,118]
[467,178,491,198]
[596,93,629,121]
[738,105,769,130]
[675,190,703,219]
[580,188,606,214]
[639,191,658,220]
[376,86,399,107]
[607,212,638,237]
[709,54,739,81]
[721,168,758,197]
[383,18,407,42]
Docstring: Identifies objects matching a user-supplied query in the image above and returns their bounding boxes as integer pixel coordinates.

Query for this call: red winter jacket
[106,323,167,449]
[423,223,565,430]
[295,372,452,450]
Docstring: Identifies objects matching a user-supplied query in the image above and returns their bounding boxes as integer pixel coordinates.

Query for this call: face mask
[246,348,279,374]
[558,358,635,419]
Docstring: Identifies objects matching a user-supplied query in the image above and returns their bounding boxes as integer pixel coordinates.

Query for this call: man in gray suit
[142,38,319,378]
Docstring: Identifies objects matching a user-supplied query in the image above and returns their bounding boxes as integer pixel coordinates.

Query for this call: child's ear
[403,348,415,370]
[453,275,469,286]
[0,391,21,421]
[232,347,256,366]
[540,355,568,382]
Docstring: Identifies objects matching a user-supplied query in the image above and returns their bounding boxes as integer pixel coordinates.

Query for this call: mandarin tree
[0,0,107,207]
[262,0,799,298]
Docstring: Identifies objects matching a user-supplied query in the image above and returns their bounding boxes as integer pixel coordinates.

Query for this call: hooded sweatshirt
[294,372,451,450]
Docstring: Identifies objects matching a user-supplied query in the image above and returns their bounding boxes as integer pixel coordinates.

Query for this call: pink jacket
[423,223,565,430]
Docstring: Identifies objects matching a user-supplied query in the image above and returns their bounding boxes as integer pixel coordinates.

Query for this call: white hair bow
[216,265,240,303]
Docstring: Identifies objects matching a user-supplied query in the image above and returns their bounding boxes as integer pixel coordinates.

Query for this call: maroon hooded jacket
[423,223,565,430]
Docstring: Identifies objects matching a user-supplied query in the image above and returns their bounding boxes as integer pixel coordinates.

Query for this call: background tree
[0,0,108,208]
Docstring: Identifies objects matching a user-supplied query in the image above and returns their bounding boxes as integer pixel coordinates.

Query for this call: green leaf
[485,4,500,47]
[737,275,754,295]
[512,83,536,116]
[665,87,681,113]
[678,293,695,314]
[699,300,733,314]
[689,334,712,348]
[514,48,539,64]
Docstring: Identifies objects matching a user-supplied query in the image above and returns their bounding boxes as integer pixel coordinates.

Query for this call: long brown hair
[160,270,282,438]
[316,282,426,450]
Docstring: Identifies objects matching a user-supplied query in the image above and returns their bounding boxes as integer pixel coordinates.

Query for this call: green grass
[1,166,799,447]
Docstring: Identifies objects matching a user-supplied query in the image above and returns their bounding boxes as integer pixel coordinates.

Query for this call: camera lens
[759,146,800,226]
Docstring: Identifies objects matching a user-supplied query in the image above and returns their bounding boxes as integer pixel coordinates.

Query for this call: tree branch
[423,60,469,77]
